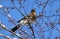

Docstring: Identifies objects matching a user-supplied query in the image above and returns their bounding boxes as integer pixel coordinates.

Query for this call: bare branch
[0,34,11,39]
[0,21,22,39]
[11,0,25,16]
[3,8,16,25]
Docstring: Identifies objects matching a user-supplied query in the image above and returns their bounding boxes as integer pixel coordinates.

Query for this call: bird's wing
[17,17,26,23]
[17,13,32,23]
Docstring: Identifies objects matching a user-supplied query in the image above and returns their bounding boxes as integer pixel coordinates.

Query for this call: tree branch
[0,21,23,39]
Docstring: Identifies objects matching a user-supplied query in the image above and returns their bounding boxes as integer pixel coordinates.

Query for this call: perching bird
[11,9,36,32]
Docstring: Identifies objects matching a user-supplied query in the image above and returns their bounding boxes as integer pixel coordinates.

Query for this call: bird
[11,9,36,32]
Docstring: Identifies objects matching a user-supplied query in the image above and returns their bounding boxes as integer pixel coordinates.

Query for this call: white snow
[0,5,3,8]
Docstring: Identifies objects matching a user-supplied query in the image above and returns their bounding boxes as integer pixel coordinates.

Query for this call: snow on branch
[0,21,23,39]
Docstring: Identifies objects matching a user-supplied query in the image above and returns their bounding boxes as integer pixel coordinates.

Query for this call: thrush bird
[11,9,36,32]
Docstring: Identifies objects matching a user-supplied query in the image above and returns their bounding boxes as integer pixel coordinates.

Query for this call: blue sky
[0,0,60,39]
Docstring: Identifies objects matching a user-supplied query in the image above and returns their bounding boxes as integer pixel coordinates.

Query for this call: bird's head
[31,9,36,19]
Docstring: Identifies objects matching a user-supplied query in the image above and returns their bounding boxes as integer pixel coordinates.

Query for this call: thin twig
[36,0,50,19]
[19,1,28,15]
[0,22,23,39]
[0,34,11,39]
[3,8,16,25]
[11,0,25,16]
[19,30,34,39]
[42,0,49,13]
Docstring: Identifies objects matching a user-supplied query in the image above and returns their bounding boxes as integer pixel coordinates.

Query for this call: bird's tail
[11,24,21,32]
